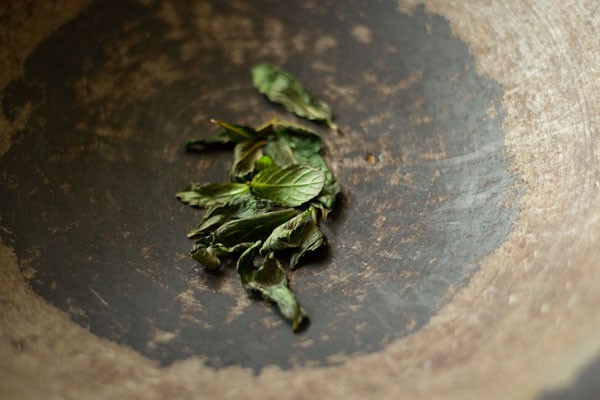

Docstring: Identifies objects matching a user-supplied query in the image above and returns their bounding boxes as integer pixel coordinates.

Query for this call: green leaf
[260,209,311,255]
[258,124,339,211]
[176,182,251,208]
[191,242,252,270]
[307,155,340,213]
[230,139,267,182]
[263,140,298,167]
[187,197,273,239]
[276,126,323,157]
[253,121,339,211]
[211,119,258,141]
[275,127,340,212]
[213,209,297,247]
[237,250,307,331]
[254,155,274,172]
[236,240,262,278]
[252,64,337,130]
[250,164,325,207]
[184,119,259,150]
[290,222,325,269]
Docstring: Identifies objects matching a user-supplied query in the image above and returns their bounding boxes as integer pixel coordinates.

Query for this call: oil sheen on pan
[0,1,519,370]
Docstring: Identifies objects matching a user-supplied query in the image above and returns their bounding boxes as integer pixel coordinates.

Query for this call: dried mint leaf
[263,140,298,167]
[237,245,306,331]
[290,222,325,269]
[231,139,268,182]
[250,164,325,207]
[176,182,250,207]
[276,127,340,214]
[260,209,312,255]
[185,119,259,150]
[187,197,273,239]
[252,64,337,130]
[176,65,342,331]
[191,242,252,270]
[213,208,297,247]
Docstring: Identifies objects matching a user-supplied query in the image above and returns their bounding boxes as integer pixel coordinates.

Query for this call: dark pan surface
[0,1,518,370]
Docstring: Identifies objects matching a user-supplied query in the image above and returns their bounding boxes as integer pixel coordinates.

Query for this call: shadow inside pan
[0,1,519,370]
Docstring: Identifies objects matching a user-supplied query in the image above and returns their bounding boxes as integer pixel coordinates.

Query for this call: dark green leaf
[184,119,259,150]
[252,64,337,130]
[308,155,340,213]
[231,139,267,182]
[210,119,258,141]
[238,251,307,331]
[191,242,252,270]
[263,140,298,167]
[213,209,297,247]
[260,210,311,255]
[290,222,325,269]
[187,197,273,239]
[176,182,251,208]
[236,240,262,278]
[250,164,325,207]
[276,126,323,157]
[188,214,223,239]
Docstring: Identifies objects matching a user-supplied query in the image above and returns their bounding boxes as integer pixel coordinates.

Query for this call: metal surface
[0,0,517,370]
[1,1,599,399]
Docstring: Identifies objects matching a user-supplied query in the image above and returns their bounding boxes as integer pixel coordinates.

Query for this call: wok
[1,1,599,399]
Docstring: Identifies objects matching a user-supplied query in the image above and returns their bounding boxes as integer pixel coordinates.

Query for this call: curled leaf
[237,250,307,331]
[263,140,298,167]
[252,64,337,130]
[213,208,297,246]
[191,242,252,270]
[260,209,311,255]
[184,119,258,150]
[187,198,273,239]
[231,139,267,182]
[290,222,325,269]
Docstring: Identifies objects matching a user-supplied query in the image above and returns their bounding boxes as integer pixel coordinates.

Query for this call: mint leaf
[263,139,298,167]
[213,209,297,246]
[237,250,307,331]
[290,222,325,269]
[276,127,340,213]
[231,139,267,182]
[236,240,262,277]
[254,155,274,172]
[176,65,343,332]
[260,209,311,255]
[184,119,259,150]
[250,164,325,207]
[176,182,251,207]
[187,198,273,239]
[191,242,252,270]
[252,64,337,130]
[276,126,323,157]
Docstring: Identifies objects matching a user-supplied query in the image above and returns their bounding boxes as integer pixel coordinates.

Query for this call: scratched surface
[0,0,518,370]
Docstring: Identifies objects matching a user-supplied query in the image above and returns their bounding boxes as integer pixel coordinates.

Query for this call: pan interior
[0,1,519,370]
